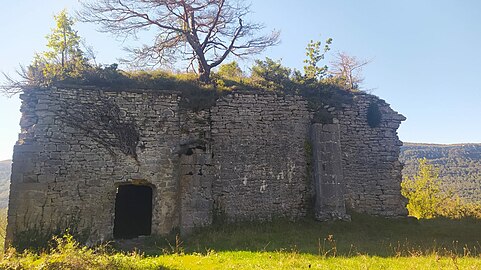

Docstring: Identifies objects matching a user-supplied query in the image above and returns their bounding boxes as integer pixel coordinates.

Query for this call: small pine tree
[303,38,332,81]
[32,9,89,85]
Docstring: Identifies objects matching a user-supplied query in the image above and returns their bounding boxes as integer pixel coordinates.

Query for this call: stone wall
[331,94,407,216]
[7,88,183,244]
[6,87,406,246]
[210,93,312,222]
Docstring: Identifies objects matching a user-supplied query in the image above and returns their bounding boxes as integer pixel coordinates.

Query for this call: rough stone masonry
[6,87,407,247]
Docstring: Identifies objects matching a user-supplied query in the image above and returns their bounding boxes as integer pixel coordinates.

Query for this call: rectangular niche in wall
[113,184,153,239]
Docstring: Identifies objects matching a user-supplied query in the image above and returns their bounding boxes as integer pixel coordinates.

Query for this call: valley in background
[400,143,481,202]
[0,160,10,209]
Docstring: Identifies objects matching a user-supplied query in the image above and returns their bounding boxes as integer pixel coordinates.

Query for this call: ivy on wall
[56,93,140,159]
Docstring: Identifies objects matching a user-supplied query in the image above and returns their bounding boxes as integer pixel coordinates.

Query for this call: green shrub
[401,158,445,218]
[251,57,292,90]
[0,233,169,269]
[217,61,244,79]
[402,158,481,219]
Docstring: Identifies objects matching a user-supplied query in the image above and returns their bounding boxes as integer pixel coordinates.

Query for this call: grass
[3,213,481,269]
[5,249,481,269]
[131,253,481,269]
[135,212,481,258]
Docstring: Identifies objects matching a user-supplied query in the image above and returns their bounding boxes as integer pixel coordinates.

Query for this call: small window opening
[367,102,382,128]
[113,184,153,239]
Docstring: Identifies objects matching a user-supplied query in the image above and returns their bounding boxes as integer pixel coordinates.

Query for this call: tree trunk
[198,63,211,83]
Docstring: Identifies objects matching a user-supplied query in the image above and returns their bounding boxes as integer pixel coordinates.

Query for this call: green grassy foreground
[141,213,481,257]
[3,249,480,269]
[2,213,481,269]
[127,253,481,269]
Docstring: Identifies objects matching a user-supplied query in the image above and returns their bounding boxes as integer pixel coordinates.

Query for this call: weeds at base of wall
[161,233,185,255]
[12,226,90,252]
[110,229,186,255]
[211,201,228,228]
[146,230,184,255]
[11,214,91,251]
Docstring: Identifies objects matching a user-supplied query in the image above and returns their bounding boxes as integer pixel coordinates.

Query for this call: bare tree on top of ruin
[78,0,280,82]
[330,52,371,91]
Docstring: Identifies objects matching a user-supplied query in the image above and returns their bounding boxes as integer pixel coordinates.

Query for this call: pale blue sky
[1,0,481,160]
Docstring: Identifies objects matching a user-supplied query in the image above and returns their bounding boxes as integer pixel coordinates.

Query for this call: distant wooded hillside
[0,160,10,208]
[400,143,481,202]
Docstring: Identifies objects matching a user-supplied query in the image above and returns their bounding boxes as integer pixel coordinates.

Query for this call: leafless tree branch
[78,0,279,82]
[330,51,372,90]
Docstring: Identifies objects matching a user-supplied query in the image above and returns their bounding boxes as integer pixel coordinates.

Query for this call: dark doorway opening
[113,184,153,239]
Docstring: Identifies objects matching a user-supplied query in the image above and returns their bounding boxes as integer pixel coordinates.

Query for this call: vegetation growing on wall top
[78,0,280,83]
[1,9,372,118]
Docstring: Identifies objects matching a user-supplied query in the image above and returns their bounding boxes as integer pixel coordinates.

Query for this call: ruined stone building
[6,86,407,246]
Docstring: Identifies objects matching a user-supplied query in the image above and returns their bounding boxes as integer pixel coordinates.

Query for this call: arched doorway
[113,184,153,239]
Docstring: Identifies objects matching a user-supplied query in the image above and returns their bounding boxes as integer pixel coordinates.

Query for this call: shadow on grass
[121,213,481,258]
